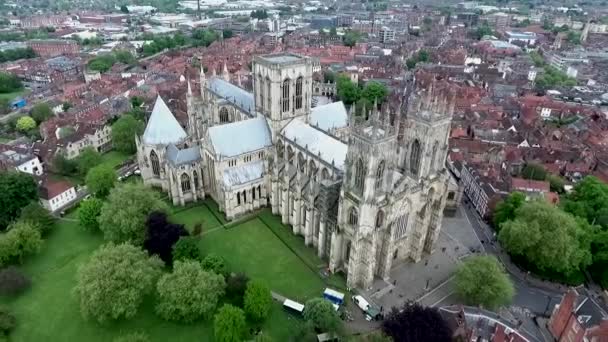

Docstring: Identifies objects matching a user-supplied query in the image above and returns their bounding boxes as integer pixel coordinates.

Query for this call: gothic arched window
[219,107,229,123]
[276,140,284,160]
[257,185,261,199]
[287,146,294,165]
[298,152,306,173]
[376,210,385,228]
[258,73,264,110]
[282,78,290,112]
[410,139,422,176]
[348,207,358,225]
[375,160,385,189]
[431,142,439,172]
[193,170,199,189]
[266,76,271,110]
[309,160,317,179]
[295,76,303,109]
[237,192,241,205]
[150,150,160,176]
[181,173,191,192]
[354,158,365,193]
[252,186,256,200]
[322,168,330,181]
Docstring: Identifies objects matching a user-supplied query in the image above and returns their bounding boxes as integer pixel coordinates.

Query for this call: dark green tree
[19,202,55,235]
[455,256,514,309]
[111,114,144,154]
[30,103,53,124]
[214,304,247,342]
[172,236,202,262]
[85,165,116,199]
[78,198,104,231]
[76,147,102,176]
[0,171,38,230]
[492,192,526,230]
[303,298,342,333]
[336,75,360,105]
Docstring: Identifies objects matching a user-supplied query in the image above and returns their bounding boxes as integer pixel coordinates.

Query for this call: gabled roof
[208,117,271,158]
[282,119,347,171]
[223,160,265,187]
[310,101,348,131]
[142,96,187,145]
[208,77,255,116]
[167,144,201,166]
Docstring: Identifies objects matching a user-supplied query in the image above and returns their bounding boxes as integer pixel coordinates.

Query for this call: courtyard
[1,200,344,341]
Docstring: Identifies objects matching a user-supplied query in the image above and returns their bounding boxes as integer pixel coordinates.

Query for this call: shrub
[244,280,272,322]
[113,332,150,342]
[193,223,202,236]
[0,306,16,337]
[0,266,30,296]
[172,236,202,262]
[201,254,226,275]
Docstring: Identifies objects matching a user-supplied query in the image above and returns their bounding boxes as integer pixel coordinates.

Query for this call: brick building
[548,289,608,342]
[27,39,79,58]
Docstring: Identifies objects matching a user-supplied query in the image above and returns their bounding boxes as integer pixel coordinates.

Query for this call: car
[134,169,141,175]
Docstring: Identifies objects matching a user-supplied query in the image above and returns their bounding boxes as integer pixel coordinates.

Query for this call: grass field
[99,151,133,170]
[0,201,336,341]
[0,89,29,101]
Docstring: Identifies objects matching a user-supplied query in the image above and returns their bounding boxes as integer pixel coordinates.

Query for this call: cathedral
[136,53,454,289]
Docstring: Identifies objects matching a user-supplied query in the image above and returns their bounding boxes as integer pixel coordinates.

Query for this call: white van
[352,295,370,312]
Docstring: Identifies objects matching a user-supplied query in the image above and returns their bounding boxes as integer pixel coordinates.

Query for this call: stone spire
[222,61,230,82]
[200,64,206,100]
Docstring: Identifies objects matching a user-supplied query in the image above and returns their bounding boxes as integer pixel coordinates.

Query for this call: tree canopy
[0,72,22,93]
[76,147,102,176]
[336,75,360,105]
[243,280,272,322]
[143,211,188,265]
[85,165,116,199]
[0,221,43,266]
[201,254,227,275]
[343,30,361,47]
[16,116,36,132]
[492,192,526,230]
[98,183,168,245]
[74,243,163,323]
[214,304,247,342]
[455,256,514,309]
[111,114,144,154]
[499,201,592,276]
[172,236,202,262]
[30,103,53,124]
[78,198,104,231]
[155,260,225,322]
[18,201,55,235]
[0,171,38,230]
[382,302,453,342]
[303,298,342,333]
[521,163,547,181]
[88,54,117,73]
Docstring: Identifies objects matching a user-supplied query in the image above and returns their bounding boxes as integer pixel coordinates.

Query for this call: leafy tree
[214,304,247,342]
[521,163,547,181]
[492,192,526,230]
[547,174,565,193]
[62,102,72,112]
[19,202,55,235]
[30,103,53,124]
[567,30,581,44]
[303,298,341,333]
[74,243,163,323]
[250,9,268,19]
[455,256,514,309]
[563,176,608,228]
[471,23,494,40]
[16,116,36,132]
[114,332,149,342]
[0,266,30,296]
[0,171,38,230]
[382,302,452,342]
[352,331,393,342]
[323,70,335,83]
[202,254,226,275]
[343,30,360,47]
[88,54,116,73]
[144,212,188,265]
[222,29,233,39]
[0,221,43,266]
[85,165,116,199]
[243,280,272,322]
[336,75,360,105]
[362,81,388,105]
[499,201,592,276]
[0,306,16,337]
[112,114,144,154]
[172,236,202,262]
[225,272,249,306]
[0,72,22,93]
[98,183,168,245]
[406,58,417,70]
[156,260,225,322]
[120,5,129,13]
[52,153,77,176]
[114,50,136,65]
[76,147,102,176]
[78,198,104,231]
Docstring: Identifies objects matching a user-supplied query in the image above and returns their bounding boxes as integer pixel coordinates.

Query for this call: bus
[323,288,345,306]
[283,299,305,315]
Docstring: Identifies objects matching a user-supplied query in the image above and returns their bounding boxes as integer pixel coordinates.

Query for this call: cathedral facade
[136,53,453,289]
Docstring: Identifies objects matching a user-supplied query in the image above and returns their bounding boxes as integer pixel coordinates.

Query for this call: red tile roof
[39,177,74,200]
[511,177,550,193]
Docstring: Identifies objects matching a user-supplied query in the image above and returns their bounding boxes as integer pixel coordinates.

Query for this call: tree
[76,147,102,176]
[382,302,452,342]
[336,75,360,105]
[455,256,514,309]
[144,212,188,265]
[303,298,341,333]
[98,183,168,245]
[471,24,494,40]
[323,70,335,83]
[214,304,246,342]
[406,58,417,70]
[499,201,592,276]
[0,266,30,296]
[492,192,526,230]
[62,102,72,112]
[19,202,55,235]
[521,163,547,181]
[30,103,53,124]
[78,198,104,231]
[0,306,16,337]
[120,5,129,13]
[352,331,393,342]
[112,115,144,154]
[547,174,565,193]
[114,332,149,342]
[563,176,608,229]
[202,254,226,275]
[85,165,116,199]
[222,29,233,39]
[0,221,43,266]
[244,280,272,322]
[156,260,225,322]
[114,50,136,65]
[88,54,116,73]
[16,116,36,132]
[225,272,249,306]
[0,72,22,93]
[0,171,38,230]
[172,236,202,262]
[52,153,77,176]
[362,81,388,105]
[343,30,360,47]
[74,243,163,323]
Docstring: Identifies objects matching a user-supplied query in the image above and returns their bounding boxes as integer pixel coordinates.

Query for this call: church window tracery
[376,210,385,228]
[348,207,358,225]
[219,107,229,123]
[354,158,365,193]
[410,140,421,176]
[295,76,303,109]
[150,150,160,176]
[375,160,385,189]
[181,173,191,192]
[282,78,290,112]
[193,170,199,189]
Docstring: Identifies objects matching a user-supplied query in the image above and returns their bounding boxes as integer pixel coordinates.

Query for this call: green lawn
[100,151,133,170]
[1,202,333,341]
[0,88,29,101]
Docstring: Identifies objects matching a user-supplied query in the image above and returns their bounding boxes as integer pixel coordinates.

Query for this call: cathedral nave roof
[208,116,272,158]
[223,160,265,187]
[310,101,348,132]
[208,77,255,116]
[166,144,201,166]
[142,96,188,145]
[282,119,347,171]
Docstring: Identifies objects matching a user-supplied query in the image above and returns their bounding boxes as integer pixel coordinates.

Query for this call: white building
[0,148,43,176]
[380,26,395,43]
[39,178,77,212]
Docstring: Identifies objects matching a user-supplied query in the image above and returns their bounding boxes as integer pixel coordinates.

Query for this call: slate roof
[208,117,272,158]
[208,77,255,116]
[142,96,187,145]
[282,119,347,171]
[166,144,201,166]
[310,101,348,131]
[223,160,265,187]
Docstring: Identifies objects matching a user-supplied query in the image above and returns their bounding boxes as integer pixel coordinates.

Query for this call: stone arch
[348,206,358,225]
[295,76,303,109]
[265,76,271,110]
[298,152,306,173]
[219,107,229,123]
[354,158,365,193]
[431,141,439,172]
[150,150,160,176]
[282,78,290,112]
[193,170,199,189]
[276,139,284,160]
[287,146,294,165]
[322,168,330,180]
[308,160,317,179]
[376,210,385,228]
[410,139,422,176]
[181,173,191,192]
[375,160,385,189]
